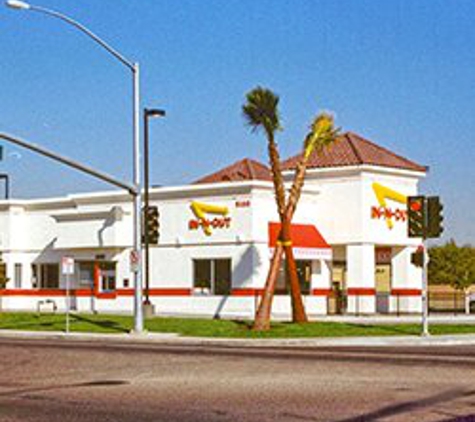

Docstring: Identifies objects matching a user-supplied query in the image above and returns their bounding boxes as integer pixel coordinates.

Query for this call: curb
[2,329,475,348]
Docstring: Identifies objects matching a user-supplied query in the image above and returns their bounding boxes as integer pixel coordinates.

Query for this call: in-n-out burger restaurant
[0,132,427,318]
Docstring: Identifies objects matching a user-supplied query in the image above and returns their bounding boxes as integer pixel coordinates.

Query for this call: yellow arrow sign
[190,201,229,236]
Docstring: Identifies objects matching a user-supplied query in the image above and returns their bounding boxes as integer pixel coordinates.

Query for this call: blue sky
[1,0,474,244]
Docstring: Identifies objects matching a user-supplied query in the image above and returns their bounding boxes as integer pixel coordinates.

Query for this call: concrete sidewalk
[2,328,475,348]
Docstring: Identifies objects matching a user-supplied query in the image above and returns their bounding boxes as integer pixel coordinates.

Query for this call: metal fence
[327,290,472,315]
[428,291,467,314]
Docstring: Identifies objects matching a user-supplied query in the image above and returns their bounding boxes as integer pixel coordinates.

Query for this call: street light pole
[143,108,165,307]
[6,0,145,333]
[132,63,144,333]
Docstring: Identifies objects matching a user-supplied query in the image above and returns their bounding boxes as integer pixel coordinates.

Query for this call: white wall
[0,165,426,317]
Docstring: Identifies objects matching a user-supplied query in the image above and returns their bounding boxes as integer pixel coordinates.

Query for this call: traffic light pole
[143,108,165,309]
[143,110,151,306]
[408,195,443,337]
[421,238,430,337]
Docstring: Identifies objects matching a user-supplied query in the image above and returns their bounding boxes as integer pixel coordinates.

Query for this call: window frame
[32,263,60,289]
[192,258,232,296]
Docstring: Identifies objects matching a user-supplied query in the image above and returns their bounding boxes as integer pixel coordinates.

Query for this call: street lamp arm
[0,132,137,195]
[28,4,135,71]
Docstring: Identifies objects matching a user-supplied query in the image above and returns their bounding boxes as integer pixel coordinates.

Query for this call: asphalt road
[0,338,475,422]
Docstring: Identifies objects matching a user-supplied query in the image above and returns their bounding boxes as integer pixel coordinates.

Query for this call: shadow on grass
[70,314,129,334]
[232,320,254,330]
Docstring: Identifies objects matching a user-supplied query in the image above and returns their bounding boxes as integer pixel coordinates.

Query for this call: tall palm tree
[243,87,307,330]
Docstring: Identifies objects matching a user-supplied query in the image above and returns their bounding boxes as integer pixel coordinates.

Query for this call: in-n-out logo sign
[371,183,407,229]
[189,201,231,236]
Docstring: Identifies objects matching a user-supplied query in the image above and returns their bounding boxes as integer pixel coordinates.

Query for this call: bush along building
[0,132,427,318]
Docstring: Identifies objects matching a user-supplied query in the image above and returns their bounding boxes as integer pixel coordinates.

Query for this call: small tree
[429,241,475,292]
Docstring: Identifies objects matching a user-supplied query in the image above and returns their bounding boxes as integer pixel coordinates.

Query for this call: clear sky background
[1,0,474,245]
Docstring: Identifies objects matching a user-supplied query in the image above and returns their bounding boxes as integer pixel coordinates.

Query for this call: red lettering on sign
[371,206,407,222]
[236,200,251,208]
[189,218,232,232]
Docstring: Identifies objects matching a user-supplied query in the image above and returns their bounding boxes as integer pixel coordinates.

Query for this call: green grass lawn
[1,312,475,338]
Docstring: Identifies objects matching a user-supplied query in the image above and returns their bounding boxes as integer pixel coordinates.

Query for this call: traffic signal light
[410,248,424,268]
[407,196,426,238]
[143,205,159,245]
[426,196,443,238]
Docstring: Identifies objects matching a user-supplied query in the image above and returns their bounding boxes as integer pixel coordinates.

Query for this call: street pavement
[0,337,475,421]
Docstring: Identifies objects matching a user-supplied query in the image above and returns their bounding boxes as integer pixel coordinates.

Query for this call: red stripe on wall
[0,288,193,298]
[146,288,192,296]
[391,288,422,296]
[0,289,93,297]
[311,288,332,296]
[347,288,376,296]
[231,288,264,296]
[116,288,193,297]
[96,292,117,299]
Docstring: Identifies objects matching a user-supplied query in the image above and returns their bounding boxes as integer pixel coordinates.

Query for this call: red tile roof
[194,158,272,184]
[281,132,427,173]
[194,132,426,184]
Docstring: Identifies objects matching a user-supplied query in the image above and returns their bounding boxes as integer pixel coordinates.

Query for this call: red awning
[268,222,332,260]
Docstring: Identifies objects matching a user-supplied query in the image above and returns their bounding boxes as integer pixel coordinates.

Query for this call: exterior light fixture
[5,0,31,10]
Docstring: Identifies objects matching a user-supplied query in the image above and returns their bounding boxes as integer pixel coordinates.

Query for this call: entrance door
[329,262,347,314]
[375,264,391,313]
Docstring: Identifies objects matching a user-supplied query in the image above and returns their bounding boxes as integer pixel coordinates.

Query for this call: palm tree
[287,113,339,218]
[270,113,339,329]
[243,87,307,330]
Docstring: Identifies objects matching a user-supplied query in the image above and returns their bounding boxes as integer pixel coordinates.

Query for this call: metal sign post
[61,257,75,334]
[421,244,430,336]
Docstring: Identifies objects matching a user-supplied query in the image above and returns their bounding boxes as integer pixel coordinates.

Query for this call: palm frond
[242,86,281,136]
[303,112,340,159]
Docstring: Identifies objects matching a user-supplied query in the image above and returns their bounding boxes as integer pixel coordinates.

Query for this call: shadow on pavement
[70,314,128,333]
[335,388,475,422]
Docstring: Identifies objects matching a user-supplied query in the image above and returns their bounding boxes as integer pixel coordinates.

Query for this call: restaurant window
[193,259,231,295]
[14,263,22,289]
[275,260,312,295]
[99,262,116,292]
[77,262,95,288]
[32,263,60,289]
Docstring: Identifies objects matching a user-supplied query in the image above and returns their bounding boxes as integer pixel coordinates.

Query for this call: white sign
[61,256,75,275]
[130,250,140,273]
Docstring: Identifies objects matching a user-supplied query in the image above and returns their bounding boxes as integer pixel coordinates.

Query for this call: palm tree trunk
[253,138,286,331]
[284,242,308,322]
[253,138,310,330]
[253,244,284,331]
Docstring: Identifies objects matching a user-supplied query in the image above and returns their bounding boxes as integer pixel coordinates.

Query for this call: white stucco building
[0,132,427,319]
